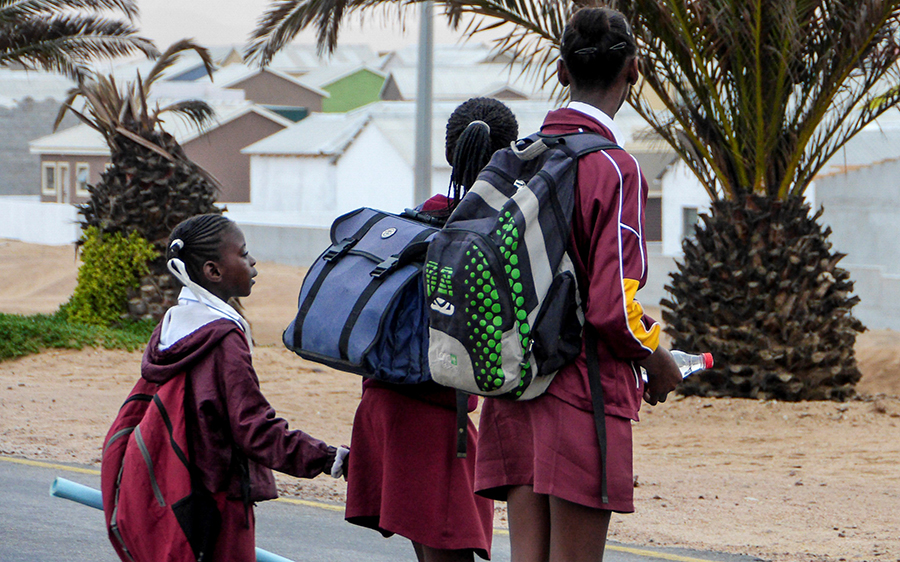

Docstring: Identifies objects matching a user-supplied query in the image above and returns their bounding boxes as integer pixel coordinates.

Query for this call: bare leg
[411,542,474,562]
[506,485,551,562]
[547,496,611,562]
[413,541,426,562]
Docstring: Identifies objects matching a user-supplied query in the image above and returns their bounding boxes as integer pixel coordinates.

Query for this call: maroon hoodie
[542,107,661,420]
[142,318,336,502]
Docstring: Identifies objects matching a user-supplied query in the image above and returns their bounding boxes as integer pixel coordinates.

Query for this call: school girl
[473,8,683,562]
[142,214,348,561]
[344,97,520,562]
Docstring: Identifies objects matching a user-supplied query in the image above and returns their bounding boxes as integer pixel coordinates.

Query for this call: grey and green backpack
[425,132,620,400]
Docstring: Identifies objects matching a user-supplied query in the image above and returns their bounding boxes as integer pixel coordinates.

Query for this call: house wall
[379,77,403,101]
[38,154,108,204]
[230,73,324,111]
[323,70,385,113]
[660,160,713,256]
[185,112,286,203]
[337,125,414,213]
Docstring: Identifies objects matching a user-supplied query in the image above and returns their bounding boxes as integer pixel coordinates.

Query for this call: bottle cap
[701,352,714,369]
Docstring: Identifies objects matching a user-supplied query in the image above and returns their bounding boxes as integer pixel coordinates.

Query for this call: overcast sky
[136,0,498,54]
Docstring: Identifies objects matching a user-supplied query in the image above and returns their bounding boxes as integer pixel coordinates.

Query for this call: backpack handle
[510,137,552,161]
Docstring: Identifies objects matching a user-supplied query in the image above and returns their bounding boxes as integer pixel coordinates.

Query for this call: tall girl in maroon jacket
[143,214,348,561]
[344,97,519,562]
[473,8,683,562]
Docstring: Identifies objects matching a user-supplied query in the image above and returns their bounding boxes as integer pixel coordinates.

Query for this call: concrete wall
[0,197,80,245]
[237,222,331,267]
[815,159,900,329]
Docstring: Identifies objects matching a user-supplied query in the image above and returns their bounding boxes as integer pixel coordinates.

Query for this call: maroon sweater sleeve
[215,331,336,478]
[573,149,660,362]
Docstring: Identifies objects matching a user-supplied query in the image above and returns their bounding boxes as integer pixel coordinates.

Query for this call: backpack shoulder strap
[539,132,621,157]
[511,132,621,162]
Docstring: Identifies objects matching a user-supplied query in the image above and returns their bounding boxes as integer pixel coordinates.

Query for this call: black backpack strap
[293,211,388,349]
[540,132,621,157]
[337,226,436,362]
[455,391,469,458]
[584,324,609,505]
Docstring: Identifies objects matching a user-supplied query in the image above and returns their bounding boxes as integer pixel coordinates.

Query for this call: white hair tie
[467,119,490,134]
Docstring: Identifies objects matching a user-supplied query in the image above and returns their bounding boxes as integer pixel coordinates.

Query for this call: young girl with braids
[344,97,519,562]
[141,214,348,561]
[474,8,683,562]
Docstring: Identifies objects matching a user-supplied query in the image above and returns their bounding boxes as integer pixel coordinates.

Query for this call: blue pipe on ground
[49,477,295,562]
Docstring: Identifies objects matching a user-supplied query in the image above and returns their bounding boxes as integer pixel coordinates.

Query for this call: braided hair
[444,97,519,207]
[560,7,637,90]
[167,214,234,286]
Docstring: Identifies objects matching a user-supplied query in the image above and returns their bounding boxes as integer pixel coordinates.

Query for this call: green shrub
[66,227,158,326]
[0,311,156,361]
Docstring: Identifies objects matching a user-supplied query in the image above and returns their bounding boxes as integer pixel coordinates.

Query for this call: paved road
[0,456,760,562]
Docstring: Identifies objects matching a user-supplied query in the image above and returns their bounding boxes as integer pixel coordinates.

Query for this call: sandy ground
[1,239,899,562]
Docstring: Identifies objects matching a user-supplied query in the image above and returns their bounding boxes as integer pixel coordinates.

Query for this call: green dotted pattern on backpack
[425,261,438,297]
[496,211,530,397]
[461,244,511,393]
[425,262,454,298]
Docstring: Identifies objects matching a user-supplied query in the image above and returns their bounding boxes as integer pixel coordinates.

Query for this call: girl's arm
[217,331,337,478]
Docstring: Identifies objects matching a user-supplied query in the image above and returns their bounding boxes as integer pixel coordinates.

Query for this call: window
[75,163,91,197]
[682,207,700,239]
[645,196,662,242]
[42,162,57,196]
[57,162,70,203]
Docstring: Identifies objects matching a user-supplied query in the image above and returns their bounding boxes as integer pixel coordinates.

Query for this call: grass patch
[0,311,156,362]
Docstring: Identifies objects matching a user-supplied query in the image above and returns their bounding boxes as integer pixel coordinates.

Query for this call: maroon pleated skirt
[345,384,494,559]
[475,393,635,513]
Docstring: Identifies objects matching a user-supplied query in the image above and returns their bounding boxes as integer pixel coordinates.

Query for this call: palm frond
[143,39,214,87]
[0,0,140,23]
[156,99,217,132]
[0,15,158,76]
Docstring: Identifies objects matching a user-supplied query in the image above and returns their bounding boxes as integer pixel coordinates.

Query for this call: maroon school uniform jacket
[541,107,661,420]
[142,317,336,502]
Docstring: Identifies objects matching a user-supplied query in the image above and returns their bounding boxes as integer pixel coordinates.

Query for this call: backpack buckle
[371,255,399,278]
[323,237,356,261]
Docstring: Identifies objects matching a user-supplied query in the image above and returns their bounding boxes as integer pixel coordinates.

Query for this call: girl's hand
[638,347,682,405]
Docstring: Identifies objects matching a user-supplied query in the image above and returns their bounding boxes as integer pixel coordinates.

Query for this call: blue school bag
[283,207,440,384]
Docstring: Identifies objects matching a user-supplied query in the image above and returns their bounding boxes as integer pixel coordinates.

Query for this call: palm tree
[56,40,224,321]
[0,0,158,77]
[247,0,900,401]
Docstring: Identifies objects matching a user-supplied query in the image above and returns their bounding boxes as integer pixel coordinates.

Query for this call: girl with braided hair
[473,8,683,562]
[343,97,519,562]
[139,214,348,561]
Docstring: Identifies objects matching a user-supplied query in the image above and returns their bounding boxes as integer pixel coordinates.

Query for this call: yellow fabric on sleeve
[623,278,660,351]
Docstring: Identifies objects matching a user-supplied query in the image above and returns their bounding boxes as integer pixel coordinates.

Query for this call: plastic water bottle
[641,350,713,383]
[672,350,714,377]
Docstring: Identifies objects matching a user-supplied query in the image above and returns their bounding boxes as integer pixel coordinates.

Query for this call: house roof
[382,64,556,101]
[0,69,74,107]
[380,43,513,69]
[197,64,330,98]
[299,64,387,89]
[242,112,371,156]
[265,44,380,74]
[28,102,293,156]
